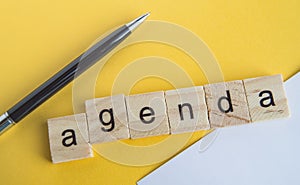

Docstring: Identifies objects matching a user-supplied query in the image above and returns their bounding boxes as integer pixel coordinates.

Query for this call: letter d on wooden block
[47,113,93,164]
[204,80,251,127]
[85,94,129,144]
[243,74,290,122]
[126,91,170,139]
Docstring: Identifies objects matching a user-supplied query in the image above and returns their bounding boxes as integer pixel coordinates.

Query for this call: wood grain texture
[204,80,251,127]
[47,113,93,164]
[243,74,290,122]
[126,91,170,139]
[85,94,129,144]
[165,86,210,134]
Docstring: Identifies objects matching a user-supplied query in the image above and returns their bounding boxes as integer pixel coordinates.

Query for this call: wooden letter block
[85,94,129,144]
[47,113,93,164]
[165,86,210,134]
[243,74,290,122]
[204,80,251,127]
[126,91,170,139]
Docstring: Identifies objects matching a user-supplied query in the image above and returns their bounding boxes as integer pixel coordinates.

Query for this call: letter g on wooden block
[126,91,170,139]
[47,113,93,164]
[204,80,251,127]
[85,94,130,144]
[243,74,290,122]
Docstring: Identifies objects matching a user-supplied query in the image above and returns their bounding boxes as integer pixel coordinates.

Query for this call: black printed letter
[99,108,115,132]
[217,90,233,113]
[178,103,194,120]
[62,129,77,147]
[140,107,155,124]
[259,90,276,108]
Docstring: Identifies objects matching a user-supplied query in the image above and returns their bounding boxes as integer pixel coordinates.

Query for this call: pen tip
[144,12,151,18]
[126,12,151,32]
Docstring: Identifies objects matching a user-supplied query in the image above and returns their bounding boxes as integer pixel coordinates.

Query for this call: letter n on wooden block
[165,86,210,134]
[126,91,170,139]
[85,94,129,144]
[243,74,290,122]
[204,80,251,127]
[47,113,93,164]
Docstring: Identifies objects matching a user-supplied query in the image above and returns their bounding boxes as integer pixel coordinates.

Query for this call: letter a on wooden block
[47,113,93,164]
[126,91,170,139]
[85,94,130,144]
[165,86,210,134]
[204,80,251,127]
[243,74,290,122]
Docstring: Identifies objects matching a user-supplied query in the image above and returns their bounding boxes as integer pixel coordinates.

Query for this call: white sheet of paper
[138,72,300,185]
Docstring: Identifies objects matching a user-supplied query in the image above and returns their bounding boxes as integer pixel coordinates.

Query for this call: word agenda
[47,74,290,163]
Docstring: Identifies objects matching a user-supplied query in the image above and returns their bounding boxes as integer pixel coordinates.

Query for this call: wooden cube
[126,91,170,139]
[243,74,290,122]
[204,80,251,127]
[85,94,129,144]
[165,86,210,134]
[47,113,93,164]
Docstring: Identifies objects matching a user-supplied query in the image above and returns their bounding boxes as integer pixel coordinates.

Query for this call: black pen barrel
[0,12,150,136]
[7,25,131,122]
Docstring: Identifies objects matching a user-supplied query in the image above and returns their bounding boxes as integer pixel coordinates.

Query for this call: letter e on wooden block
[243,74,290,122]
[204,80,251,127]
[126,91,170,139]
[85,94,129,144]
[165,86,210,134]
[47,113,93,164]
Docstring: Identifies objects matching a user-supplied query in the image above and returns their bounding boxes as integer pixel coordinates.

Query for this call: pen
[0,13,150,136]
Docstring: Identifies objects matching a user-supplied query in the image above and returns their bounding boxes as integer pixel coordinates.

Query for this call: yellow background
[0,0,299,185]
